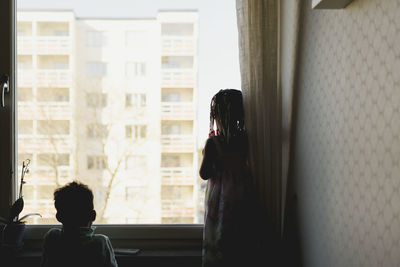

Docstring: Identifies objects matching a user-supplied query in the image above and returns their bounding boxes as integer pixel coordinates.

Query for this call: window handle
[1,74,9,108]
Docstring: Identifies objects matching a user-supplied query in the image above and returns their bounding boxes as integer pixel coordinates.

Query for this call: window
[125,93,146,107]
[7,1,240,227]
[161,185,193,200]
[87,156,107,170]
[86,93,107,108]
[55,61,69,69]
[86,31,107,47]
[162,92,180,102]
[37,153,70,166]
[18,120,33,135]
[87,123,108,138]
[37,88,69,102]
[37,120,70,135]
[125,125,147,139]
[86,62,107,77]
[161,155,180,167]
[126,62,146,77]
[161,23,194,36]
[162,56,193,69]
[162,123,181,135]
[17,88,33,102]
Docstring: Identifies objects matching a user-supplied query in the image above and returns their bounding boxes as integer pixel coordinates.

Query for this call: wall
[291,0,400,266]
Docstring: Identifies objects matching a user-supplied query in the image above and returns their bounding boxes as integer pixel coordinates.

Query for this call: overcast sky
[19,0,241,144]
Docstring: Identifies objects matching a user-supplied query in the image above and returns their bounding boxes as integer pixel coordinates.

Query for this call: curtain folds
[236,0,302,257]
[236,0,281,238]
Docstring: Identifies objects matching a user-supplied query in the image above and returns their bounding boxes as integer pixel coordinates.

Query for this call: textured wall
[293,0,400,266]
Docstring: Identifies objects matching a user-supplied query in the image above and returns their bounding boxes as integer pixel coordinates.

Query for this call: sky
[18,0,242,145]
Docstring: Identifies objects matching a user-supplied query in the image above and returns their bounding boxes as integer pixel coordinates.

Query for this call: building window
[54,61,69,69]
[37,153,70,167]
[86,62,107,77]
[125,93,146,107]
[161,23,194,36]
[18,120,33,135]
[37,88,69,102]
[125,155,147,170]
[86,31,107,47]
[17,88,33,102]
[162,56,193,69]
[86,93,107,108]
[125,125,147,139]
[161,155,180,167]
[87,156,107,170]
[87,124,108,139]
[162,92,180,102]
[161,185,193,200]
[37,120,70,135]
[162,124,181,135]
[126,62,146,77]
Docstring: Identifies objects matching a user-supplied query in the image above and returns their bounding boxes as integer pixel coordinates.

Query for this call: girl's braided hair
[210,89,245,143]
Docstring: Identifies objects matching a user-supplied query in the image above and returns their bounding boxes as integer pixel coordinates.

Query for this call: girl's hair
[210,89,245,143]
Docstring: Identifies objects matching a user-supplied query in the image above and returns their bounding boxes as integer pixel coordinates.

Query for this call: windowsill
[7,224,203,249]
[1,224,203,266]
[1,247,202,267]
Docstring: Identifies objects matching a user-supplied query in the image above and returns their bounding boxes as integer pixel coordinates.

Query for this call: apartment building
[17,10,199,224]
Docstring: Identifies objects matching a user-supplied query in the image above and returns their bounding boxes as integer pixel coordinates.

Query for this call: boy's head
[54,181,96,227]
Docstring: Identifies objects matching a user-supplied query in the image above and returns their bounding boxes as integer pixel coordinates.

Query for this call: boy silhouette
[40,181,118,267]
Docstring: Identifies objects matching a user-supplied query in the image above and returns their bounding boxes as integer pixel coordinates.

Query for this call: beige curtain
[236,0,281,242]
[236,0,302,258]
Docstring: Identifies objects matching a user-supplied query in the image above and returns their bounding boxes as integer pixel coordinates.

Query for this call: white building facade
[17,10,200,224]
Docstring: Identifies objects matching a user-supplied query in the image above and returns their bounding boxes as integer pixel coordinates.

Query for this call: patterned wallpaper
[292,0,400,266]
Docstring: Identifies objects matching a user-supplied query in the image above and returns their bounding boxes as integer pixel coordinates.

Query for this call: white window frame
[0,0,202,249]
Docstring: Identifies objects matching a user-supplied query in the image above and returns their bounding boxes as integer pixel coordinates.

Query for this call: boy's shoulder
[91,233,111,243]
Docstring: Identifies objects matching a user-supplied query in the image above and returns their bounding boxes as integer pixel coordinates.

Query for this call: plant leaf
[9,197,24,222]
[18,213,42,222]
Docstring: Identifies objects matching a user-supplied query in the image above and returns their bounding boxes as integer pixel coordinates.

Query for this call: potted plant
[0,159,41,249]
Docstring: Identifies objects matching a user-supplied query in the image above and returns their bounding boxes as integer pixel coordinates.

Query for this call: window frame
[0,0,202,249]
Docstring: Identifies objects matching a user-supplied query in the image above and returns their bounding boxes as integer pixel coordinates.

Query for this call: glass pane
[17,0,240,224]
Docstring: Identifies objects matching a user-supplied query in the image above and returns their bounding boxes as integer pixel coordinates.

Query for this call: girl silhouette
[200,89,261,267]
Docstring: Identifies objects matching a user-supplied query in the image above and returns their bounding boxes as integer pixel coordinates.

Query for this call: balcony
[161,70,196,87]
[161,37,195,55]
[36,70,72,87]
[17,36,34,54]
[161,102,194,120]
[18,137,72,151]
[17,70,35,87]
[161,135,195,153]
[18,104,72,120]
[161,167,195,185]
[25,167,72,185]
[36,36,71,54]
[161,200,195,217]
[18,36,71,55]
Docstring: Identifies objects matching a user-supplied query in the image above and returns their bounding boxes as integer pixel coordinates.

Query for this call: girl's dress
[200,135,260,267]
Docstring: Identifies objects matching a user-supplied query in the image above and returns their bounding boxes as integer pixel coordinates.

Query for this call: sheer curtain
[236,0,301,260]
[236,0,281,248]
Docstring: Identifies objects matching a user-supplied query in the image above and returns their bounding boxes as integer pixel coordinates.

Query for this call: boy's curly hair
[54,181,94,226]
